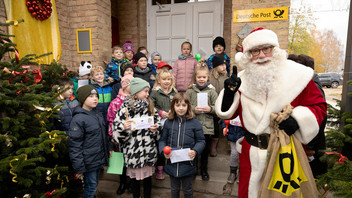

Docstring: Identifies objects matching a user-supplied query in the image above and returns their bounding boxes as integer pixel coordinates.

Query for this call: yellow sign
[233,7,288,23]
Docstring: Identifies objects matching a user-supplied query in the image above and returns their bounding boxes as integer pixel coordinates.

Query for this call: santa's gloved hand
[279,116,299,136]
[222,66,241,112]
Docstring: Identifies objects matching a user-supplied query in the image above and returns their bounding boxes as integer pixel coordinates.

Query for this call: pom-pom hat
[123,40,135,54]
[242,27,279,53]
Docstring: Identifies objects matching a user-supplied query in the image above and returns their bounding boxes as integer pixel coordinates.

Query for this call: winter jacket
[71,77,91,98]
[206,53,231,76]
[53,95,80,132]
[111,82,122,100]
[91,80,113,123]
[105,58,126,81]
[67,107,109,174]
[113,96,162,168]
[159,117,205,178]
[133,65,156,90]
[107,92,128,136]
[221,117,245,143]
[210,74,227,95]
[151,64,157,74]
[173,56,198,92]
[150,87,177,115]
[186,84,218,135]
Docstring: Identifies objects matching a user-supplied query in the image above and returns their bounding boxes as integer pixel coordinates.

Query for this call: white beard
[241,48,287,102]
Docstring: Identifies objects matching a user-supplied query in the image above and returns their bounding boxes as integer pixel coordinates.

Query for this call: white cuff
[291,106,319,144]
[215,89,240,119]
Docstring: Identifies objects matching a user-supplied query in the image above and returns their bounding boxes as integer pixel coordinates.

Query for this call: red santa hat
[235,28,279,64]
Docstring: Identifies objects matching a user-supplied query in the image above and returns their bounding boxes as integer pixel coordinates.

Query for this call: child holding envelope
[112,78,161,198]
[159,92,205,198]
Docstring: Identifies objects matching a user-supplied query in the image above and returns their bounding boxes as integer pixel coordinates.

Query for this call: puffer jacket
[210,73,227,95]
[150,86,177,115]
[91,80,113,123]
[113,96,162,168]
[159,117,205,178]
[107,92,127,136]
[67,107,109,174]
[186,84,218,135]
[206,53,231,76]
[105,58,126,81]
[133,65,156,90]
[173,56,198,92]
[53,95,80,132]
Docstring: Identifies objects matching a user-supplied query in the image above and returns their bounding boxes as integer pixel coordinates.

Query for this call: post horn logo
[273,9,285,18]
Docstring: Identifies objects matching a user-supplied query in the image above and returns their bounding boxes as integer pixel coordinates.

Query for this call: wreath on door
[26,0,52,21]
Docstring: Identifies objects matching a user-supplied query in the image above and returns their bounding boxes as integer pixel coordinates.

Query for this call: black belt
[244,130,270,149]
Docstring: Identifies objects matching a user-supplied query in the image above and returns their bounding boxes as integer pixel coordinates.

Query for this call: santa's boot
[227,166,237,184]
[210,138,219,157]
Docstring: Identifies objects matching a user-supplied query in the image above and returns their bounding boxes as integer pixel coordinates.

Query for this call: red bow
[9,70,28,83]
[325,152,349,163]
[1,38,19,63]
[32,69,42,84]
[44,189,60,198]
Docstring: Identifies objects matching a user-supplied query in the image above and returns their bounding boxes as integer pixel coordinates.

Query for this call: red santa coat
[215,60,326,198]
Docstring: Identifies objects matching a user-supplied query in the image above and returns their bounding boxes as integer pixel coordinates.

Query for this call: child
[53,79,79,132]
[173,41,198,92]
[105,46,126,83]
[67,85,109,197]
[159,92,205,198]
[133,52,156,89]
[222,116,245,183]
[111,61,135,100]
[156,61,172,74]
[185,66,218,181]
[90,66,113,123]
[138,46,149,57]
[150,51,162,73]
[206,36,231,76]
[123,40,135,62]
[71,61,92,98]
[106,74,134,195]
[113,78,161,198]
[209,54,228,157]
[150,69,177,179]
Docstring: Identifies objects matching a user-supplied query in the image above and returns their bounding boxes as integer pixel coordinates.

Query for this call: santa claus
[215,28,326,198]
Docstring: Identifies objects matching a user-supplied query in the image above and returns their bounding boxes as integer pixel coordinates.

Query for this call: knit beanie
[121,62,134,77]
[77,85,99,105]
[130,78,150,95]
[213,36,226,51]
[150,51,162,60]
[121,74,134,90]
[212,54,226,68]
[133,52,147,65]
[123,40,135,54]
[79,61,92,76]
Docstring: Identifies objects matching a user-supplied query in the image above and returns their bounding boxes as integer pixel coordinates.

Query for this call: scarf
[134,66,151,74]
[195,82,210,91]
[178,54,192,60]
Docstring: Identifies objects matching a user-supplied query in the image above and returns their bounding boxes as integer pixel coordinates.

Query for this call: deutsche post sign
[233,7,288,23]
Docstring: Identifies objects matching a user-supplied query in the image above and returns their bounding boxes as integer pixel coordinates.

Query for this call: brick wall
[224,0,232,56]
[0,0,7,33]
[231,0,290,70]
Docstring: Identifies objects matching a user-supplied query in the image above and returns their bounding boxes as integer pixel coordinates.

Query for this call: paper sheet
[197,93,208,107]
[107,152,124,175]
[78,79,89,88]
[170,148,192,163]
[131,116,154,130]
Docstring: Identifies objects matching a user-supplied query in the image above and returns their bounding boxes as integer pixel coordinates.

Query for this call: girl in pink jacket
[173,41,198,92]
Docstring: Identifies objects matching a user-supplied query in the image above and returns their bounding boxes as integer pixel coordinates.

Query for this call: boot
[227,166,237,184]
[210,138,219,157]
[116,168,127,195]
[156,166,165,180]
[201,164,209,181]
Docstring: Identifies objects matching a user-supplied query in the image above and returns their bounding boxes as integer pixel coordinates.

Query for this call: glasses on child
[249,46,274,57]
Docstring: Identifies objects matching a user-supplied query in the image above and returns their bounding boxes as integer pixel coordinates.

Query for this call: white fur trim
[248,146,268,198]
[291,106,320,144]
[236,137,244,154]
[235,52,243,65]
[242,29,279,53]
[215,89,240,119]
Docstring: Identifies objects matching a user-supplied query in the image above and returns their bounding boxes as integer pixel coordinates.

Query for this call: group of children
[53,37,246,198]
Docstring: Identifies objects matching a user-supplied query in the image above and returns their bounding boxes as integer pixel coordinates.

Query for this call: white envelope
[130,116,154,130]
[78,79,89,88]
[197,93,208,107]
[170,148,192,163]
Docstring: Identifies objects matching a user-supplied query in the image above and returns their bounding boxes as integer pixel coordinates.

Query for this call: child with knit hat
[67,85,109,198]
[133,52,156,90]
[206,36,231,76]
[111,62,135,100]
[113,78,161,198]
[71,61,92,98]
[123,40,135,62]
[150,51,162,74]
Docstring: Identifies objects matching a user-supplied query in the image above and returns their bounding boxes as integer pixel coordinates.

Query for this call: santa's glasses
[249,45,274,57]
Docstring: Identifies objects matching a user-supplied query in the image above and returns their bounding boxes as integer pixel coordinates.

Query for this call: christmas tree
[317,81,352,197]
[0,20,80,197]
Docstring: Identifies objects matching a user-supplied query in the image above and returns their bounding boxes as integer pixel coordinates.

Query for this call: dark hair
[288,54,315,69]
[181,41,192,51]
[169,92,194,120]
[137,46,148,53]
[58,79,74,87]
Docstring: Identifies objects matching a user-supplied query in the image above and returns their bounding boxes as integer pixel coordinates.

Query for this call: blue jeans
[83,168,101,198]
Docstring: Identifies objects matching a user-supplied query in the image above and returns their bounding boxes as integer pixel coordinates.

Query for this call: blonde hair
[168,92,194,120]
[152,69,176,91]
[112,46,123,54]
[130,95,155,116]
[210,67,226,80]
[90,65,105,76]
[188,65,210,89]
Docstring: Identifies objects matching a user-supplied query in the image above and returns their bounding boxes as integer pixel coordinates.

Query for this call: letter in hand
[222,66,242,112]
